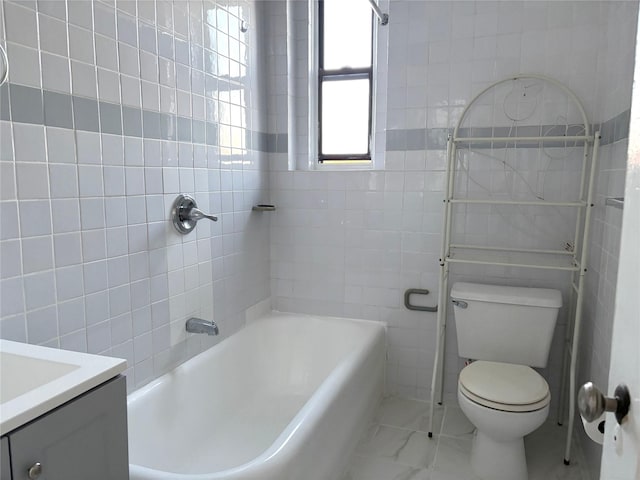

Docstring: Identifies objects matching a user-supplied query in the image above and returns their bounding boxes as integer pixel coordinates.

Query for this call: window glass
[322,0,372,70]
[318,0,374,164]
[321,79,370,155]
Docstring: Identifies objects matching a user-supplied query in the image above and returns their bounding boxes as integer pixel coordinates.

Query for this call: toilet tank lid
[451,282,562,308]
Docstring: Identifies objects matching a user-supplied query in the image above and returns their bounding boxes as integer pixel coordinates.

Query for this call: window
[318,0,374,164]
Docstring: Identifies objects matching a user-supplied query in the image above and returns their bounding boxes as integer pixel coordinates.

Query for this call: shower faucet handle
[578,382,630,425]
[187,207,217,223]
[172,194,217,235]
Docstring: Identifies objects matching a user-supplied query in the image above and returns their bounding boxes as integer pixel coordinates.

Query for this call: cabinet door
[9,376,129,480]
[1,436,11,480]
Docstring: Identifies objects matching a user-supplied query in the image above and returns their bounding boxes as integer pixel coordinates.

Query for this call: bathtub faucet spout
[186,317,219,336]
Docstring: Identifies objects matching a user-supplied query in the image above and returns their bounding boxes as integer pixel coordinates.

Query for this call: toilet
[450,282,562,480]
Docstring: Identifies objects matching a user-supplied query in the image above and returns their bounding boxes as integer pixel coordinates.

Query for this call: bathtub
[127,312,386,480]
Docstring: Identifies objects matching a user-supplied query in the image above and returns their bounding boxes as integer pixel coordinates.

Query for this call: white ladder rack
[427,74,600,466]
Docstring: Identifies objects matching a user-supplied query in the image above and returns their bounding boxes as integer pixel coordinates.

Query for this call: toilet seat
[459,361,550,412]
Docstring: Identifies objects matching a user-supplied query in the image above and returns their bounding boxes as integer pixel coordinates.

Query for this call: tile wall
[0,0,271,392]
[267,0,638,427]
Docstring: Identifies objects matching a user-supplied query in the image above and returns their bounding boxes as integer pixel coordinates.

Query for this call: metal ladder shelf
[427,74,600,467]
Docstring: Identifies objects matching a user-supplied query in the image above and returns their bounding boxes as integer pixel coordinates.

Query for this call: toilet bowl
[457,360,551,480]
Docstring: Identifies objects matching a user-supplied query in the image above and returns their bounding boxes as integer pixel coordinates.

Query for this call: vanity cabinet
[1,376,128,480]
[1,438,10,480]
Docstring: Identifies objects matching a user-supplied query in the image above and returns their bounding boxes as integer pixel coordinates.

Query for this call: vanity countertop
[0,340,126,436]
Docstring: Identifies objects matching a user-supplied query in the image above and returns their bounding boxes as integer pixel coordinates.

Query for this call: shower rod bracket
[367,0,389,25]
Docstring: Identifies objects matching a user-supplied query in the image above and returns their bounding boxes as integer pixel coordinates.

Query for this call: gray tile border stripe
[142,110,161,139]
[255,132,268,152]
[265,133,278,153]
[177,116,191,142]
[192,120,205,144]
[99,102,123,135]
[206,122,217,146]
[275,133,288,154]
[1,84,11,121]
[122,106,142,137]
[386,111,631,151]
[9,84,44,125]
[44,91,73,129]
[160,113,176,141]
[1,83,631,154]
[72,96,99,132]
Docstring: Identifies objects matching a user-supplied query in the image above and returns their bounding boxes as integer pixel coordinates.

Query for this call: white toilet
[450,282,562,480]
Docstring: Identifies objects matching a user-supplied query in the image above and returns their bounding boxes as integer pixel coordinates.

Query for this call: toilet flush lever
[578,382,630,425]
[451,299,468,309]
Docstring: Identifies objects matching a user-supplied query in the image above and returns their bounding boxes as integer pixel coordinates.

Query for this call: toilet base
[470,431,528,480]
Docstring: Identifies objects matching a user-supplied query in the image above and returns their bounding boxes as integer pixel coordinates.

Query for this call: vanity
[0,340,128,480]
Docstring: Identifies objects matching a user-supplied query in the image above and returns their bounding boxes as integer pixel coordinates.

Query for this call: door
[599,9,640,480]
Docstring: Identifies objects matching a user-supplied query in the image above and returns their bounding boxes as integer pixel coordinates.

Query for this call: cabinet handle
[27,462,42,479]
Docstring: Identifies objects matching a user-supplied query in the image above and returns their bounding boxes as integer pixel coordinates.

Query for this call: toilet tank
[451,282,562,368]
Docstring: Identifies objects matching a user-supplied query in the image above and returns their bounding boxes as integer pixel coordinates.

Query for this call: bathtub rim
[127,311,386,404]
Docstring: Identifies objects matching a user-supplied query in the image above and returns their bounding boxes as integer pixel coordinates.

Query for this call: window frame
[317,0,375,164]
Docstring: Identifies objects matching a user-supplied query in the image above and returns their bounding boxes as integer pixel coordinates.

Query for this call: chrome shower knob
[171,194,218,235]
[578,382,630,425]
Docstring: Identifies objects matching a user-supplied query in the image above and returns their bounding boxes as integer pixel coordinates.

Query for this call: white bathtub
[127,312,386,480]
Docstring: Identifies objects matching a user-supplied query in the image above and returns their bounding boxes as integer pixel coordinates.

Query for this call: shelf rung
[449,199,587,207]
[450,244,575,256]
[445,257,579,271]
[453,135,593,144]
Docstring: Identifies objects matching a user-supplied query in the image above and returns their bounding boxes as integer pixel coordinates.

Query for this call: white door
[599,11,640,480]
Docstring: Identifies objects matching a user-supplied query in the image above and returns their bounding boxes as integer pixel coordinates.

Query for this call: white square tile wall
[0,0,271,392]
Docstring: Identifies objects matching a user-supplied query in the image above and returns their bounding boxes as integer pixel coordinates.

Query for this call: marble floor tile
[355,424,438,469]
[430,435,483,480]
[438,406,475,438]
[526,421,590,480]
[343,398,592,480]
[341,455,431,480]
[374,396,444,434]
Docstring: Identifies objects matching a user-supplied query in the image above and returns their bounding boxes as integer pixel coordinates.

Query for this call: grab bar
[404,288,438,312]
